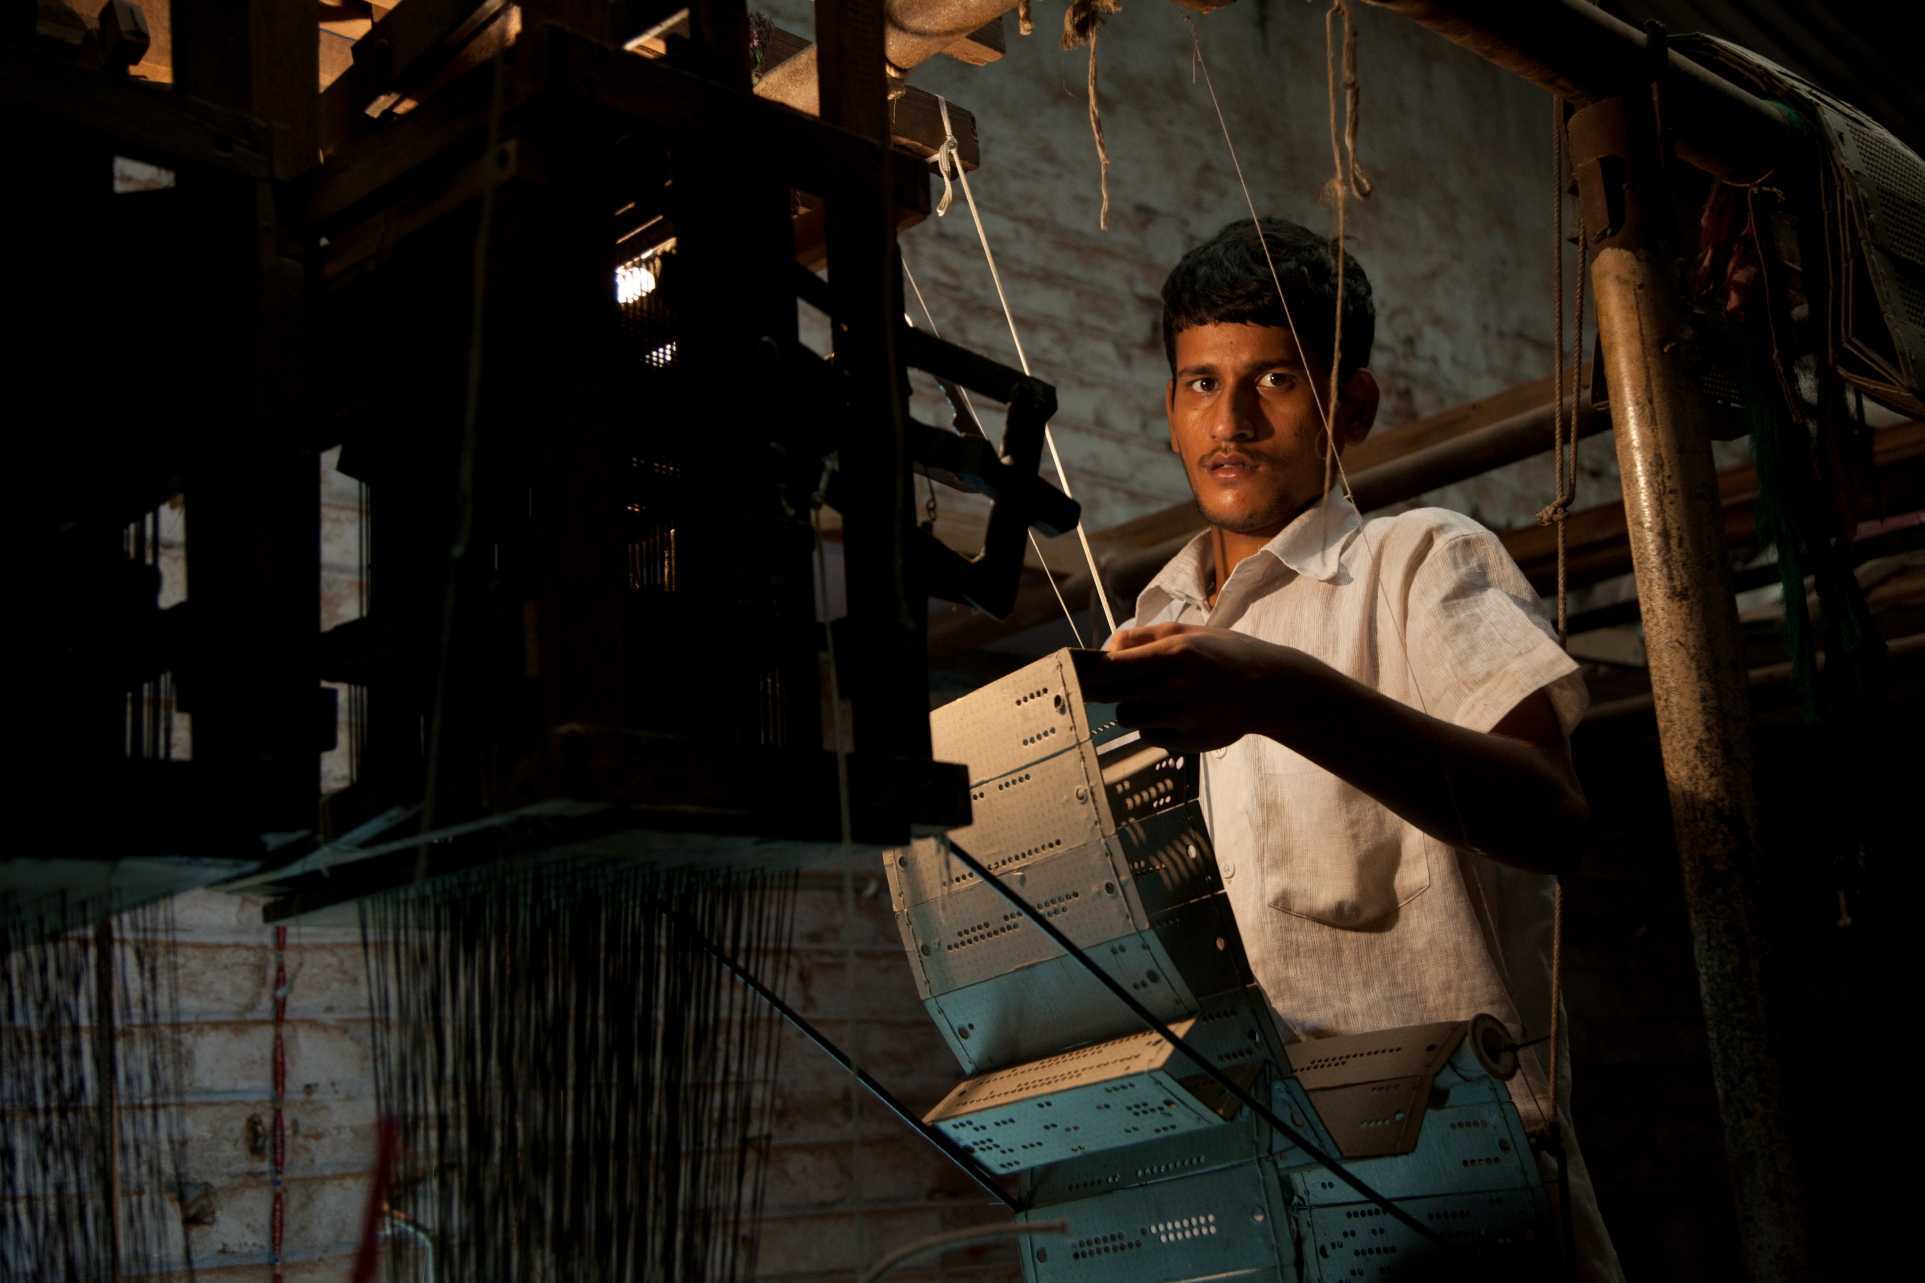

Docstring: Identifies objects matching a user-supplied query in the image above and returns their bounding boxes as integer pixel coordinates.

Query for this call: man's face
[1166,323,1333,538]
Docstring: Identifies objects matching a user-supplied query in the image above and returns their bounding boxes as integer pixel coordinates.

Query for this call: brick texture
[776,0,1636,541]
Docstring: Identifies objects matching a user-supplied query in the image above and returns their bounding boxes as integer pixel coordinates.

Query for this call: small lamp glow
[615,261,657,305]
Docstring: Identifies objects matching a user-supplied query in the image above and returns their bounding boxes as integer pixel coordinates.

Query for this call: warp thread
[1062,1,1123,230]
[360,861,798,1282]
[269,924,289,1283]
[2,900,196,1282]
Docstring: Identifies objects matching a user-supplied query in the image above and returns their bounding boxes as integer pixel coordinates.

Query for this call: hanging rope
[1320,1,1374,501]
[1061,1,1122,231]
[934,94,1120,636]
[1330,0,1373,203]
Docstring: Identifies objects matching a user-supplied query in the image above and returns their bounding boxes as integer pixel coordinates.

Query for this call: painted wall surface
[770,0,1625,539]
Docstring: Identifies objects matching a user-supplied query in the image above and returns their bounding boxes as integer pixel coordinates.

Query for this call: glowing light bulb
[615,261,657,304]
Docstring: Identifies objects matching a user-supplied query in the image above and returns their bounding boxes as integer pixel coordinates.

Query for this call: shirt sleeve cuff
[1451,647,1589,738]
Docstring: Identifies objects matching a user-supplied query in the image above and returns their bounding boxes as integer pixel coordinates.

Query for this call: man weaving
[1090,217,1622,1280]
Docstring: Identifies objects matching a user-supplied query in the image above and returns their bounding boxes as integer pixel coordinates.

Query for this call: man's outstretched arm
[1088,622,1587,874]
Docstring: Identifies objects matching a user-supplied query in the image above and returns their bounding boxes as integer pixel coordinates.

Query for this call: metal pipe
[1363,0,1793,181]
[755,0,1017,115]
[1346,400,1610,512]
[1570,95,1809,1282]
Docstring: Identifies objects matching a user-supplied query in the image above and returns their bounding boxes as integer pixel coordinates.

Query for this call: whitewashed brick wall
[788,0,1631,536]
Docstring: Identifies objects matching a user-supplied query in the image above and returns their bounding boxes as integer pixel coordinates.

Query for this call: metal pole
[1569,96,1810,1283]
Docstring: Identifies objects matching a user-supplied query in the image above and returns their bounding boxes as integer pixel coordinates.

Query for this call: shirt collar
[1134,487,1364,620]
[1263,484,1364,583]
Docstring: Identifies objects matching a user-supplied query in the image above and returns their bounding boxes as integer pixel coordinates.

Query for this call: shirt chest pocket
[1254,767,1433,928]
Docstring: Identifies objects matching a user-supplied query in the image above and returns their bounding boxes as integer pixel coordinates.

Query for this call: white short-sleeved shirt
[1120,487,1622,1280]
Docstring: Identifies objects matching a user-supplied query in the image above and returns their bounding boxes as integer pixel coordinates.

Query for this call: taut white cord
[903,253,1085,648]
[936,96,1119,638]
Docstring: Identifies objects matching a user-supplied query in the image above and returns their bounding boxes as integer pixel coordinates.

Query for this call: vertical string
[936,96,1119,637]
[270,924,288,1283]
[901,252,1086,647]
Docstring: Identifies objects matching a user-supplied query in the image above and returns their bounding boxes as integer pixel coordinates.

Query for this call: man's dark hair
[1160,217,1375,378]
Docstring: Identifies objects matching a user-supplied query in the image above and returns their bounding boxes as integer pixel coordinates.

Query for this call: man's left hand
[1085,621,1298,753]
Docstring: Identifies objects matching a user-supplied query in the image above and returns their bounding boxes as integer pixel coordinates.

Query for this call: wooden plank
[518,0,636,43]
[70,0,174,82]
[386,1,523,111]
[316,0,491,153]
[320,29,359,90]
[304,81,500,228]
[320,13,375,42]
[535,25,933,216]
[259,0,322,172]
[172,0,322,830]
[75,2,362,91]
[0,52,274,177]
[819,0,934,788]
[317,139,521,283]
[631,15,980,167]
[793,196,927,271]
[891,88,979,167]
[941,17,1005,66]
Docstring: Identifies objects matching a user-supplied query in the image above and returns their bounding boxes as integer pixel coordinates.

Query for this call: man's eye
[1188,377,1217,394]
[1261,371,1298,390]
